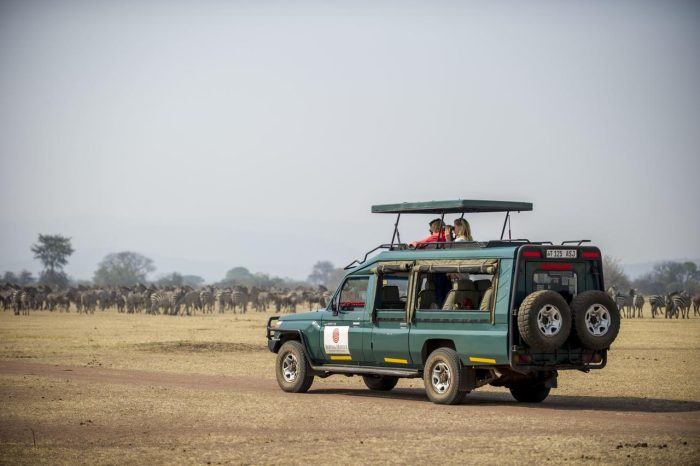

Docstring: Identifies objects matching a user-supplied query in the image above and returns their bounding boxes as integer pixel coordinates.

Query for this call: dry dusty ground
[1,304,699,465]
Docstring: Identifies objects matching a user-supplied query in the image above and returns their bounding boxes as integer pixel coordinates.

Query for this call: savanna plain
[1,304,699,465]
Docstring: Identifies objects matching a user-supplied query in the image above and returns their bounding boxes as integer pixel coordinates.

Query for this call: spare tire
[570,290,620,350]
[517,290,572,351]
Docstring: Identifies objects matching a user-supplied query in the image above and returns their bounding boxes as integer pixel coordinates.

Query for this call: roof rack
[344,244,408,270]
[561,240,591,246]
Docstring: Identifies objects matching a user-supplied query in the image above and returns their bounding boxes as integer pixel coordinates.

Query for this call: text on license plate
[546,249,577,259]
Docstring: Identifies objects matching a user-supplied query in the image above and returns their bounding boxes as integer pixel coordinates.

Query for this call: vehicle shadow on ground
[308,387,700,413]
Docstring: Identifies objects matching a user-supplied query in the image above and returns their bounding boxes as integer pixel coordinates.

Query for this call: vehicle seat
[442,279,480,310]
[416,282,438,309]
[479,286,494,310]
[474,279,492,293]
[381,286,403,309]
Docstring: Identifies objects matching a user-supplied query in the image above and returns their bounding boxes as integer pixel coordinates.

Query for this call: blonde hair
[454,218,473,241]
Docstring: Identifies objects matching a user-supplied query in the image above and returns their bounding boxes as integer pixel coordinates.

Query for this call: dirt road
[2,359,699,465]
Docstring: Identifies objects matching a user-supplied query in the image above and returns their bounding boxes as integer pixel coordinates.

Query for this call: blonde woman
[453,218,473,242]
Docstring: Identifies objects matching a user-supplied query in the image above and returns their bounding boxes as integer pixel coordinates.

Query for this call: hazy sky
[1,0,699,282]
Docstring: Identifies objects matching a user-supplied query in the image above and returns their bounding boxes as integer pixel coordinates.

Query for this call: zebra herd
[607,286,699,319]
[0,283,332,317]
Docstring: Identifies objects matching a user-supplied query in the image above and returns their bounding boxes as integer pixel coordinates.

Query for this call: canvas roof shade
[370,261,415,274]
[371,199,533,214]
[412,259,498,275]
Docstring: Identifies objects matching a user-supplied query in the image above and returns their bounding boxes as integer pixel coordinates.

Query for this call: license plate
[546,249,577,259]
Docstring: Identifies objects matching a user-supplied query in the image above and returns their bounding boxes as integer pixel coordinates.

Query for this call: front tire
[275,340,314,393]
[423,348,469,405]
[362,375,399,391]
[509,383,550,403]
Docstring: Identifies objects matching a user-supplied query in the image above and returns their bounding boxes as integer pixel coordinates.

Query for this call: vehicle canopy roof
[371,199,533,215]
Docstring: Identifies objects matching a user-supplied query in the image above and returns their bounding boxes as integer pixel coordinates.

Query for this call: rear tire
[570,291,620,350]
[517,291,572,351]
[362,375,399,391]
[509,383,550,403]
[275,340,314,393]
[423,348,469,405]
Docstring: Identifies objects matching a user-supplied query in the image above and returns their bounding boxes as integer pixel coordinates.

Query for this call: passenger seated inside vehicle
[478,278,495,311]
[442,279,480,310]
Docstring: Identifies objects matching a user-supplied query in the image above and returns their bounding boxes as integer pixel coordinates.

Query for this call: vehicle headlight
[274,319,283,328]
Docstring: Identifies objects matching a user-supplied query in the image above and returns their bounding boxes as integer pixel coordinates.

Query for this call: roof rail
[561,240,591,246]
[344,244,408,270]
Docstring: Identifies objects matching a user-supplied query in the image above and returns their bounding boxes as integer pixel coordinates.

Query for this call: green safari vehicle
[266,200,621,405]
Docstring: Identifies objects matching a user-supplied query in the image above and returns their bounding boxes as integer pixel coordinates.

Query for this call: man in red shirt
[410,218,446,248]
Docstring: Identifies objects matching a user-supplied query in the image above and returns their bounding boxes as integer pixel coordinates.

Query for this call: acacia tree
[31,234,74,288]
[307,261,335,286]
[93,251,155,287]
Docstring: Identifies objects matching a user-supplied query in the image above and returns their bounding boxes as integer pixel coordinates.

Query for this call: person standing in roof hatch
[410,218,446,248]
[454,218,474,242]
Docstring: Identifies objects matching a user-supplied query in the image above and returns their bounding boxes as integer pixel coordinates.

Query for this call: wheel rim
[281,353,298,383]
[584,304,610,336]
[431,362,451,394]
[537,305,562,336]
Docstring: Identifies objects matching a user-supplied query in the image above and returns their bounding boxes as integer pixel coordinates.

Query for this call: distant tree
[31,234,74,289]
[18,270,36,286]
[307,261,335,286]
[182,275,205,288]
[93,251,155,287]
[632,260,700,294]
[2,271,18,285]
[602,255,631,291]
[219,267,255,287]
[156,272,184,287]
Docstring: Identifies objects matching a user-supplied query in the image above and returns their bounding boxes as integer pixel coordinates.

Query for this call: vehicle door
[370,272,413,367]
[321,275,373,365]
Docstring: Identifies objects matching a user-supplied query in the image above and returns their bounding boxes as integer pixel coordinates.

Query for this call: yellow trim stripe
[384,358,408,364]
[469,357,496,364]
[330,355,352,361]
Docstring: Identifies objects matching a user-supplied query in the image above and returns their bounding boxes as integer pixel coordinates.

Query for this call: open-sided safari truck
[266,200,620,405]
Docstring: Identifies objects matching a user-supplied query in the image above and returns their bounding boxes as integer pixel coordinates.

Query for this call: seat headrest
[475,279,492,292]
[456,279,476,291]
[382,286,400,301]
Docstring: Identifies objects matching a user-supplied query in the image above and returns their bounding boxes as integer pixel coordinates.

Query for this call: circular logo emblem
[332,328,340,344]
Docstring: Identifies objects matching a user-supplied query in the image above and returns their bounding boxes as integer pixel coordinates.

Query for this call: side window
[339,277,370,311]
[376,274,408,310]
[415,272,496,311]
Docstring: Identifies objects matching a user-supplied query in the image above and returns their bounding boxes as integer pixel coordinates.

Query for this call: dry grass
[1,304,699,465]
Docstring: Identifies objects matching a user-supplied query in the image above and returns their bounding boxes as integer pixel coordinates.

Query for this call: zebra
[231,287,248,314]
[648,295,665,319]
[199,288,215,314]
[180,290,202,316]
[216,289,232,313]
[671,292,691,319]
[613,293,632,319]
[693,293,700,317]
[630,290,644,318]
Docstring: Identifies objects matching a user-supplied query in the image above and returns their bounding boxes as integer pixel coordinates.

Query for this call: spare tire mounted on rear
[517,290,572,351]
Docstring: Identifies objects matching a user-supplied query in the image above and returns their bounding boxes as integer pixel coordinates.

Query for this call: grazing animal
[648,295,665,319]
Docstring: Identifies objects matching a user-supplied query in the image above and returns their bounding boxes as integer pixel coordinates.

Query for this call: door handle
[399,322,408,328]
